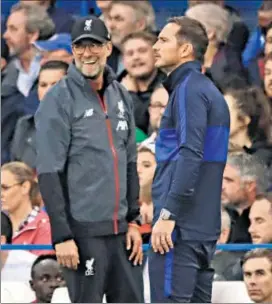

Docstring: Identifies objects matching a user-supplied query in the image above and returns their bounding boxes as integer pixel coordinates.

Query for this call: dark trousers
[148,237,216,303]
[63,234,144,303]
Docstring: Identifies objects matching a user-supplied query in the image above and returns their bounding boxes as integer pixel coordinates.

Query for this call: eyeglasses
[72,42,105,55]
[1,182,23,191]
[149,104,166,110]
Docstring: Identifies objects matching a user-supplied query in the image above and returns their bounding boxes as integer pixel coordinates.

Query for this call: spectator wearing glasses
[35,16,143,303]
[1,162,52,255]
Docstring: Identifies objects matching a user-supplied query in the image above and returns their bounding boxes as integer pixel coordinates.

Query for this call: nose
[82,46,94,57]
[3,30,9,40]
[153,41,158,52]
[248,223,254,234]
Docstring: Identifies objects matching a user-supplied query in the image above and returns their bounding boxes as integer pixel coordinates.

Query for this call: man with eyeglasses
[35,16,143,303]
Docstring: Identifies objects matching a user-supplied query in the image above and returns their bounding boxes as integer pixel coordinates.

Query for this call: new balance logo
[116,120,128,131]
[84,108,94,118]
[85,258,95,276]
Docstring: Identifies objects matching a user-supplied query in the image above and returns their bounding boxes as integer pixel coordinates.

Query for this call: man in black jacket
[35,16,143,303]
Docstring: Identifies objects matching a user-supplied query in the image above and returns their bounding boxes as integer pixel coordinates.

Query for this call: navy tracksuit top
[152,61,230,241]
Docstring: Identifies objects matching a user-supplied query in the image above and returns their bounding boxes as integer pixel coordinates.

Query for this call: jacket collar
[163,60,201,94]
[67,63,116,89]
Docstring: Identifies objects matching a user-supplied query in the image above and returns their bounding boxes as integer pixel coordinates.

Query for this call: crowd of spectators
[1,0,272,303]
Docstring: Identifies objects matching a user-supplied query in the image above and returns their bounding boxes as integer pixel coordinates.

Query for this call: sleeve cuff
[164,195,180,217]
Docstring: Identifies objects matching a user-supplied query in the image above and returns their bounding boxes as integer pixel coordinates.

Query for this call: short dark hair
[1,212,13,244]
[167,16,208,63]
[242,249,272,270]
[40,60,69,73]
[31,254,57,278]
[121,31,157,51]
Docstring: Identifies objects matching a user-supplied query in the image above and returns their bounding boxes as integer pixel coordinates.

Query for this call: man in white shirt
[1,212,36,303]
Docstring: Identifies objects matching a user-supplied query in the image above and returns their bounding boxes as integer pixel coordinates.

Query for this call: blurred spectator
[30,254,66,303]
[147,85,168,137]
[186,3,249,91]
[106,0,156,75]
[121,31,165,133]
[1,38,9,74]
[264,52,272,102]
[11,61,69,168]
[20,0,74,34]
[1,3,55,165]
[249,193,272,244]
[96,0,112,21]
[1,162,52,255]
[224,87,272,167]
[247,23,272,87]
[243,0,272,68]
[264,23,272,57]
[212,209,244,281]
[242,249,272,303]
[1,211,36,288]
[222,153,270,243]
[137,143,156,243]
[33,33,73,65]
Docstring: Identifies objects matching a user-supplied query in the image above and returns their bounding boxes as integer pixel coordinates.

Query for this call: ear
[28,31,40,45]
[105,41,113,58]
[135,18,146,31]
[207,29,215,42]
[245,180,257,201]
[29,280,34,291]
[243,115,251,127]
[21,180,31,196]
[179,42,194,59]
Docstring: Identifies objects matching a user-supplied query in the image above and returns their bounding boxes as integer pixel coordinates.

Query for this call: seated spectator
[247,22,272,87]
[20,0,74,34]
[96,0,112,21]
[121,31,165,133]
[1,38,9,74]
[249,193,272,244]
[137,143,156,243]
[224,87,272,167]
[264,52,272,104]
[106,0,156,76]
[30,255,66,303]
[33,33,73,65]
[212,209,244,281]
[242,249,272,303]
[222,153,270,243]
[10,61,69,168]
[265,23,272,56]
[1,211,36,287]
[186,3,249,91]
[2,2,55,165]
[243,0,272,68]
[1,162,52,255]
[146,84,168,141]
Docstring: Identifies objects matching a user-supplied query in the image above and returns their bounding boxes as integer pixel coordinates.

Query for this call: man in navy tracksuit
[148,17,230,303]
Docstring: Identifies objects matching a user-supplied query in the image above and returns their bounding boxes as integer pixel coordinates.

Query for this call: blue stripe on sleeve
[203,126,229,162]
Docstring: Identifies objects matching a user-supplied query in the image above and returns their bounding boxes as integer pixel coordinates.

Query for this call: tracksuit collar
[163,60,202,94]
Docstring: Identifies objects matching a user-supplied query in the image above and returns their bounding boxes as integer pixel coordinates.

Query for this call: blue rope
[1,243,272,251]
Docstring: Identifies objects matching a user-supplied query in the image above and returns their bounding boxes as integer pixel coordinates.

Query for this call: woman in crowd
[224,86,272,167]
[1,161,52,255]
[137,143,156,243]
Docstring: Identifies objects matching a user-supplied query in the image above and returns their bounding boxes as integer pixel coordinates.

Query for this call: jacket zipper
[97,95,120,234]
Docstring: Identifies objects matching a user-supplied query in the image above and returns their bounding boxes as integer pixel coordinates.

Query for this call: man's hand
[126,224,143,266]
[55,239,80,270]
[151,220,175,254]
[140,202,153,224]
